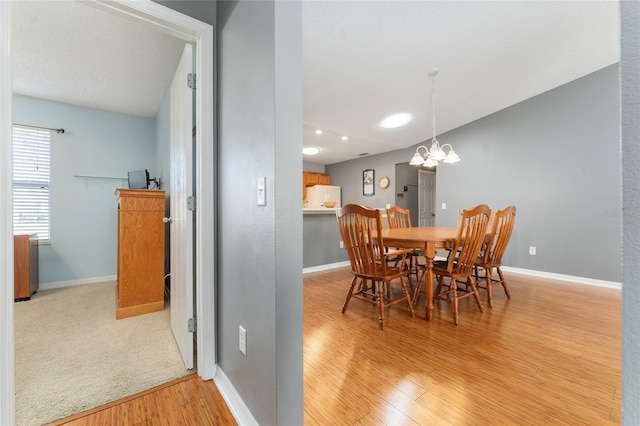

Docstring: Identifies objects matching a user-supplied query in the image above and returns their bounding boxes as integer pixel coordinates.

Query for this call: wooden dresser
[115,189,165,319]
[14,234,39,301]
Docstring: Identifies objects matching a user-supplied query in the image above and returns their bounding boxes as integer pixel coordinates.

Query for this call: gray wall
[328,65,621,283]
[303,213,347,268]
[303,161,325,173]
[217,1,303,425]
[13,95,157,284]
[327,149,414,210]
[621,1,639,423]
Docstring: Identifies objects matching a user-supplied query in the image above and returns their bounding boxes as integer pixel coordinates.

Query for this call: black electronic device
[127,169,149,189]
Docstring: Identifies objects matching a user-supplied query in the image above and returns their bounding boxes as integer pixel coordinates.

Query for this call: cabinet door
[118,209,164,305]
[318,173,331,185]
[303,171,317,187]
[303,171,318,199]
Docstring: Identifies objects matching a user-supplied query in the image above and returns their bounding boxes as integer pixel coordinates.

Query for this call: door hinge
[187,196,196,211]
[188,317,197,333]
[187,73,196,89]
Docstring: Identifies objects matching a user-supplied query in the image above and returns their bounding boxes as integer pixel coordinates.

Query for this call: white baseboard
[214,367,258,426]
[500,266,621,289]
[39,275,117,291]
[303,260,350,274]
[302,261,621,290]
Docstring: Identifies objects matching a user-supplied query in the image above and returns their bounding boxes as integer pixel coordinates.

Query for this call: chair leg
[399,276,415,318]
[342,276,358,313]
[435,274,445,295]
[468,276,484,313]
[486,267,494,308]
[451,278,459,325]
[377,281,386,330]
[411,271,423,307]
[407,254,416,293]
[497,267,511,299]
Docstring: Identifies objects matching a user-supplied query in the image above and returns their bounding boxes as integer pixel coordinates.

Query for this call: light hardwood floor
[46,374,237,426]
[50,266,621,425]
[304,266,621,425]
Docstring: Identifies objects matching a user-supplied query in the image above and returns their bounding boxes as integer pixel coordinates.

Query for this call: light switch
[257,177,266,206]
[442,202,447,210]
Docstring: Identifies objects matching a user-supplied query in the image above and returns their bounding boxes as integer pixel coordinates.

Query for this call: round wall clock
[379,176,390,189]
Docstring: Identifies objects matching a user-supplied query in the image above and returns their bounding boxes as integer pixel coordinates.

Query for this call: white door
[418,169,436,226]
[170,43,194,369]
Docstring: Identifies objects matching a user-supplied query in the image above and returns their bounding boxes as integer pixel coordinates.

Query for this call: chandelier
[410,70,460,167]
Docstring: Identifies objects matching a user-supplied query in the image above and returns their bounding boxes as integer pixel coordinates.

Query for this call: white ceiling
[11,1,186,119]
[12,1,620,166]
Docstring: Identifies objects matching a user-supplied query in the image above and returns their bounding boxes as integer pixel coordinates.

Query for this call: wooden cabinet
[14,234,38,301]
[303,171,331,198]
[116,189,165,319]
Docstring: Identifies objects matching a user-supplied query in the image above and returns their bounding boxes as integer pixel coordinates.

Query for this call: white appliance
[305,185,341,208]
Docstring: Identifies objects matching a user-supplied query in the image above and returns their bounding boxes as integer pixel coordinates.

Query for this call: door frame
[0,1,215,423]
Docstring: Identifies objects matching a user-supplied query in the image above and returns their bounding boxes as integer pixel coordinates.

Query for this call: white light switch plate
[257,177,266,206]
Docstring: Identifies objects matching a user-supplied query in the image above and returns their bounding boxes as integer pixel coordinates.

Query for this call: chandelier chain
[432,73,437,141]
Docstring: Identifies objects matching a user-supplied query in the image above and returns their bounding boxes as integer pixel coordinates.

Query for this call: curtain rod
[13,123,65,134]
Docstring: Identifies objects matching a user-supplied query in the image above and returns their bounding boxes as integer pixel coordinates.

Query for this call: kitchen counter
[303,208,338,214]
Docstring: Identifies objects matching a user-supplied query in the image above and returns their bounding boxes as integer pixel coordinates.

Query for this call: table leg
[425,242,435,321]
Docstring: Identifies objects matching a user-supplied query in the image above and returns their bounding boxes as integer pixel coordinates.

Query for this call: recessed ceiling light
[341,136,348,141]
[380,113,412,129]
[315,129,322,135]
[302,147,320,155]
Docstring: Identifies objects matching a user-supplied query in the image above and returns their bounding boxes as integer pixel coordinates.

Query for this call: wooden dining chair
[336,204,415,330]
[474,205,516,307]
[433,204,491,325]
[386,206,422,286]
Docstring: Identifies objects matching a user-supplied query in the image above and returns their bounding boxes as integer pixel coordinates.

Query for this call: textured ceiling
[11,1,620,165]
[11,1,186,119]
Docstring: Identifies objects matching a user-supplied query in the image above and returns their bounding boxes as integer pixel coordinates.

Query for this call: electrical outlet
[339,240,344,248]
[239,325,247,356]
[529,246,537,255]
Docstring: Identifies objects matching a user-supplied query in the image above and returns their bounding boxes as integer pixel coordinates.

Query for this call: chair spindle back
[336,204,387,278]
[483,206,516,266]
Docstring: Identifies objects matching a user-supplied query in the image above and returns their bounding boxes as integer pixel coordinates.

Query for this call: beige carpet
[14,281,191,425]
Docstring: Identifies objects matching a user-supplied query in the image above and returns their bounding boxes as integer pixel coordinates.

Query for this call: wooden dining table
[380,226,459,320]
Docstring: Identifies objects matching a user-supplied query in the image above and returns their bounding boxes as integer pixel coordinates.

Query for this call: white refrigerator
[305,185,341,208]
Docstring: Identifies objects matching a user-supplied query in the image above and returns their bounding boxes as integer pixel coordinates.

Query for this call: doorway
[0,2,215,423]
[393,163,436,227]
[418,169,436,226]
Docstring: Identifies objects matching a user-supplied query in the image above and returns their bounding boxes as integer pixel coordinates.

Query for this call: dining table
[380,226,459,321]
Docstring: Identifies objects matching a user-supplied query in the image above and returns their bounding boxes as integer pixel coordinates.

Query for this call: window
[12,126,51,243]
